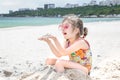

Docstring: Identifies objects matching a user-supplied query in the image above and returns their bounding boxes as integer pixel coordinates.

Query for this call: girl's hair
[63,14,88,38]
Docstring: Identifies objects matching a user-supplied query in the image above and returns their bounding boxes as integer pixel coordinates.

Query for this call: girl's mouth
[63,32,67,35]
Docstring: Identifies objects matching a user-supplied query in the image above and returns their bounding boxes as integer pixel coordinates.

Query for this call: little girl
[38,14,92,75]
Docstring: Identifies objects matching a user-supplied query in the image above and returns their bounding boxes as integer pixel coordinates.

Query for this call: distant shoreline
[0,17,120,28]
[1,15,120,18]
[1,5,120,18]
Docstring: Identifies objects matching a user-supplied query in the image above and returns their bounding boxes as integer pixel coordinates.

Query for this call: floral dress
[69,48,92,72]
[67,38,92,74]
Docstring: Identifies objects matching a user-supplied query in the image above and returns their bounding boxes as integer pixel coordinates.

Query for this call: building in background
[9,10,13,14]
[18,8,31,11]
[99,0,120,6]
[89,0,97,6]
[65,3,79,8]
[44,4,55,9]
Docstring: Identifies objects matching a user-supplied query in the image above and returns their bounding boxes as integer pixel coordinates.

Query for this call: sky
[0,0,101,14]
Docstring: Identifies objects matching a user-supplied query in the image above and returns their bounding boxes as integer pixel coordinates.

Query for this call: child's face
[59,20,79,39]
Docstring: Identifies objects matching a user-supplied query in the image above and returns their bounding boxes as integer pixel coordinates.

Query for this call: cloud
[0,0,21,13]
[0,0,92,13]
[1,1,19,6]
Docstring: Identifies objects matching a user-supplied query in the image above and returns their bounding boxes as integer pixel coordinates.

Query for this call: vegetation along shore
[1,5,120,18]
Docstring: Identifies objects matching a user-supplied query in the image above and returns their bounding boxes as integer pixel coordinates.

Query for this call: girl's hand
[38,34,51,43]
[44,34,57,40]
[38,33,57,42]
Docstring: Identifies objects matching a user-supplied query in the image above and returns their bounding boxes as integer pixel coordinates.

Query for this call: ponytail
[83,27,88,38]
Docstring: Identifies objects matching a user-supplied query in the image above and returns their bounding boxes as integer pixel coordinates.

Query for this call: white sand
[0,21,120,80]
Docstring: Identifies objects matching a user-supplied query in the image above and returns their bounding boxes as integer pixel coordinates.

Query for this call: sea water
[0,17,120,28]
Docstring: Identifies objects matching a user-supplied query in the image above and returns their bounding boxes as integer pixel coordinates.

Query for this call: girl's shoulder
[77,38,90,50]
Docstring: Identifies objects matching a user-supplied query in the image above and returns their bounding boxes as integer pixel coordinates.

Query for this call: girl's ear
[75,28,80,34]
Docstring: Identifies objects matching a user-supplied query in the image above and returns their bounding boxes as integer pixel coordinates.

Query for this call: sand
[0,21,120,80]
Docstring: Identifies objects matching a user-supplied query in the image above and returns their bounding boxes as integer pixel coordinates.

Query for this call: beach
[0,21,120,80]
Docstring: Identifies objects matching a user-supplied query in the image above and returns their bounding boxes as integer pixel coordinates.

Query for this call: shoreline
[0,20,120,29]
[1,17,120,28]
[0,21,120,80]
[1,15,120,18]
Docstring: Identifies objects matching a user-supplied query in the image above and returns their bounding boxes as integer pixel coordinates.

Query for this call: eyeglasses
[58,24,69,30]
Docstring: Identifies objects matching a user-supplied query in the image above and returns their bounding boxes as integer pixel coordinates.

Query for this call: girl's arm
[47,40,61,57]
[45,35,68,56]
[38,36,61,57]
[47,35,89,56]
